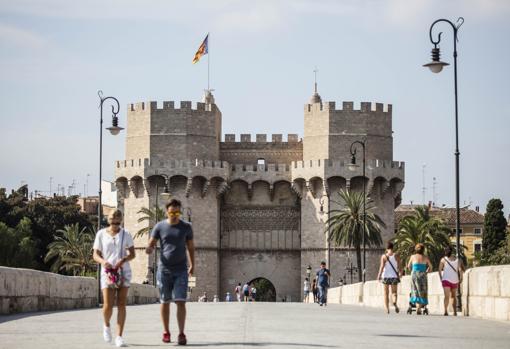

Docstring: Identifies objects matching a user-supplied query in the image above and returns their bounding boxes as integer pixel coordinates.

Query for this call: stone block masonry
[116,90,404,300]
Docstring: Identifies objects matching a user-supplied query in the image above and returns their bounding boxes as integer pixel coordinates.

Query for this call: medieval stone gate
[219,181,302,301]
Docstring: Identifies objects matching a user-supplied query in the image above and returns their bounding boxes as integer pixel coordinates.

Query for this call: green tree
[0,187,94,270]
[393,206,452,271]
[44,223,96,276]
[481,199,508,265]
[0,217,37,268]
[485,232,510,265]
[135,206,166,239]
[326,189,385,282]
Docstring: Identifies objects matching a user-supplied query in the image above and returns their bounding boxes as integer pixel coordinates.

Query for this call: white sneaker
[115,336,126,347]
[103,325,112,343]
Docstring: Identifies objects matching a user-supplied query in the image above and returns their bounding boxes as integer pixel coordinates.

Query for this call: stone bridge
[1,266,510,348]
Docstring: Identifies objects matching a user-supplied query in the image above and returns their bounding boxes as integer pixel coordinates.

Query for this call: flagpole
[207,32,210,90]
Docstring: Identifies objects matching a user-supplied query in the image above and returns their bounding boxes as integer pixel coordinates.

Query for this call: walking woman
[407,243,432,315]
[377,241,402,314]
[439,246,464,316]
[93,210,136,347]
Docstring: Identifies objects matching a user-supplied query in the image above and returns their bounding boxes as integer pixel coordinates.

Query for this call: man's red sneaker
[178,333,187,345]
[162,332,171,343]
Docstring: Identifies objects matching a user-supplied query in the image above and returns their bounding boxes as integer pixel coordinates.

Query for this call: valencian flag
[192,34,208,64]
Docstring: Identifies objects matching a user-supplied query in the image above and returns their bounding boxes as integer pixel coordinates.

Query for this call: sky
[0,0,509,215]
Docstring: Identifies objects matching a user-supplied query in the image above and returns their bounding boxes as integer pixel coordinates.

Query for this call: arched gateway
[248,278,277,302]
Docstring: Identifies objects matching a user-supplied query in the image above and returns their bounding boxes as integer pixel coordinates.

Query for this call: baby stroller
[407,286,429,315]
[406,292,429,315]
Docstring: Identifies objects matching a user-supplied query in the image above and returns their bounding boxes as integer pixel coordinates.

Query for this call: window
[474,243,482,253]
[452,228,463,235]
[474,228,482,235]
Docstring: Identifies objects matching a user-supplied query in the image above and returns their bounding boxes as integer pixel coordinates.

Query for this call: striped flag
[192,34,209,64]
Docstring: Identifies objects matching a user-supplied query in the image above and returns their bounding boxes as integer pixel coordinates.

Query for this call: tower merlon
[128,100,218,112]
[304,101,392,113]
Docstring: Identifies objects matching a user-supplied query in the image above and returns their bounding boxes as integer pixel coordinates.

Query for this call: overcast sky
[0,0,509,215]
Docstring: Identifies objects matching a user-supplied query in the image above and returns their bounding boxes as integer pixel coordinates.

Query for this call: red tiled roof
[395,206,484,226]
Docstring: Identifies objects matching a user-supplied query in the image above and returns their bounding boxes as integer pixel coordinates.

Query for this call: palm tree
[44,223,95,276]
[135,206,166,239]
[326,189,386,282]
[393,206,452,271]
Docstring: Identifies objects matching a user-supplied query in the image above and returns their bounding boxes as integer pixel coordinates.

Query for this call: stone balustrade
[0,267,159,315]
[326,265,510,321]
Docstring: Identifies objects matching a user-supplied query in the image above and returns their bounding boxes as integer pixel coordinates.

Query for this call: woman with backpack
[377,241,402,314]
[439,246,464,316]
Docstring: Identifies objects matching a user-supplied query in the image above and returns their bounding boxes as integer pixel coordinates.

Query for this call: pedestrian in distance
[92,209,136,348]
[225,292,232,302]
[303,278,311,303]
[242,282,250,302]
[234,283,242,302]
[316,261,331,306]
[439,246,464,316]
[311,278,318,303]
[377,241,402,314]
[199,292,208,302]
[407,243,433,315]
[146,199,195,345]
[250,285,257,302]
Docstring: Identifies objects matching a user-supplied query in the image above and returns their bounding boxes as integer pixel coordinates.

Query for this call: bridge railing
[327,264,510,321]
[0,266,159,315]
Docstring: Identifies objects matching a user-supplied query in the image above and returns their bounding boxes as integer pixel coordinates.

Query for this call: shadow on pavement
[129,343,337,347]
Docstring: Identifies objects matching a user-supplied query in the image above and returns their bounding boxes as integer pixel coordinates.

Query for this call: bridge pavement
[1,302,509,348]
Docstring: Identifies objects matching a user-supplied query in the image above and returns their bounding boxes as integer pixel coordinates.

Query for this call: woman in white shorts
[93,209,135,347]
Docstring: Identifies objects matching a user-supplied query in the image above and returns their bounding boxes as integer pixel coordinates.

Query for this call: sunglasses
[168,212,181,217]
[110,222,121,226]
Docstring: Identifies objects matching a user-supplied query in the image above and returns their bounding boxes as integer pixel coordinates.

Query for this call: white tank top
[442,258,459,283]
[382,254,399,278]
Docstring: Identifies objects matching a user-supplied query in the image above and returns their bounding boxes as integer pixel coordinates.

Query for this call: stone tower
[114,87,405,301]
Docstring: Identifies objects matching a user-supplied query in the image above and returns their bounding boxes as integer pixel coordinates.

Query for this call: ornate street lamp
[348,140,366,283]
[423,17,464,312]
[97,90,122,305]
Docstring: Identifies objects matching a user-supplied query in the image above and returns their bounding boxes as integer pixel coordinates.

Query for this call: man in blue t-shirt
[316,261,331,306]
[146,199,195,345]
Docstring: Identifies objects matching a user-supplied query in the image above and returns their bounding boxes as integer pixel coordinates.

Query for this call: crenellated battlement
[304,101,392,114]
[292,159,404,170]
[116,158,228,170]
[223,134,301,143]
[129,101,216,112]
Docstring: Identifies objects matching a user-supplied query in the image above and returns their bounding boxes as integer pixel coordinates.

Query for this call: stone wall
[0,267,159,315]
[326,265,510,322]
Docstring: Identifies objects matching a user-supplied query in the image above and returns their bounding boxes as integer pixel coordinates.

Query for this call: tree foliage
[0,218,37,268]
[0,186,95,271]
[481,199,508,265]
[44,223,96,276]
[136,206,166,239]
[393,206,453,271]
[326,189,385,282]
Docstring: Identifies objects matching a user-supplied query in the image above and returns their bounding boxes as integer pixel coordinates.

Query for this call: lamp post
[348,140,366,283]
[306,265,312,302]
[345,252,358,285]
[97,90,123,305]
[187,207,192,223]
[319,194,331,270]
[423,17,464,312]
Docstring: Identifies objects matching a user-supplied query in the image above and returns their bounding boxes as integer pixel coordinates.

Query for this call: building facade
[114,89,405,301]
